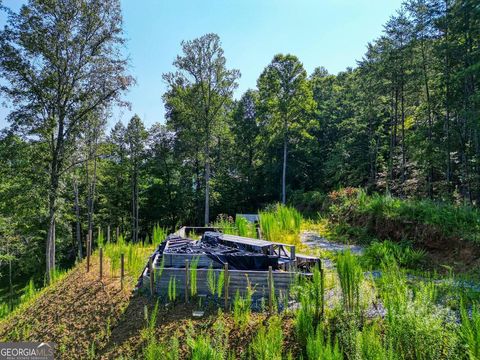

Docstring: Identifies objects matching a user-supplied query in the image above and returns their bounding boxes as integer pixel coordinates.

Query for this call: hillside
[0,252,298,359]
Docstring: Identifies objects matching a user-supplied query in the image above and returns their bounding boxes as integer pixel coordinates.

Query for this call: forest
[0,0,480,359]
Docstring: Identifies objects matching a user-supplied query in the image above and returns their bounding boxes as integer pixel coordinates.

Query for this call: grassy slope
[0,252,298,359]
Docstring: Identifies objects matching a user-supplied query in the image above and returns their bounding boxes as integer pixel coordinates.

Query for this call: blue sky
[0,0,403,129]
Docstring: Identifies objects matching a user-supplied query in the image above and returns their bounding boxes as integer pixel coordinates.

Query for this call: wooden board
[143,267,308,298]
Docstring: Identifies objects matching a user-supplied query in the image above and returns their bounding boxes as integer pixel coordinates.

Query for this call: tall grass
[233,277,253,328]
[306,326,342,360]
[235,216,257,238]
[213,215,257,238]
[460,302,480,360]
[103,233,150,276]
[259,204,303,245]
[250,315,284,360]
[378,260,460,360]
[187,315,228,360]
[190,257,200,297]
[337,250,363,312]
[168,276,177,303]
[361,241,426,270]
[143,300,180,360]
[207,263,217,296]
[356,323,390,360]
[152,224,167,246]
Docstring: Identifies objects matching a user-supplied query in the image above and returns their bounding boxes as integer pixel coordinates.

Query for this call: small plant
[306,326,342,360]
[356,323,388,360]
[250,315,284,360]
[190,257,200,297]
[187,335,224,360]
[337,250,363,312]
[207,263,217,296]
[235,216,256,238]
[217,270,225,298]
[20,279,37,303]
[233,278,253,329]
[152,224,168,246]
[168,276,177,303]
[295,292,315,350]
[460,302,480,360]
[97,229,104,248]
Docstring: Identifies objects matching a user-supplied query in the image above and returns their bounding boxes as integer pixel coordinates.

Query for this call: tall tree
[126,115,147,242]
[257,54,315,203]
[163,33,240,225]
[0,0,132,281]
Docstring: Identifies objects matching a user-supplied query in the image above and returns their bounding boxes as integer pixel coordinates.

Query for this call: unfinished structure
[141,227,318,301]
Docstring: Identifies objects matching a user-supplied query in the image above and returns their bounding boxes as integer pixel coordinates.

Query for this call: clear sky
[0,0,403,129]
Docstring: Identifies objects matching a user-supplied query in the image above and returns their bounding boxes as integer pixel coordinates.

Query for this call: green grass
[361,241,426,270]
[328,188,480,244]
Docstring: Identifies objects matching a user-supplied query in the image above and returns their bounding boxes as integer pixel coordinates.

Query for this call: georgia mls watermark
[0,342,55,360]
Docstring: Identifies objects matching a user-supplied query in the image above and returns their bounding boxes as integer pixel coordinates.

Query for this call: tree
[163,33,240,225]
[126,115,147,242]
[0,0,132,282]
[257,54,315,203]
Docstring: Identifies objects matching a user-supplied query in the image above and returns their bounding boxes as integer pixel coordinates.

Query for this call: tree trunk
[204,160,210,225]
[73,178,82,260]
[282,128,288,204]
[420,41,434,199]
